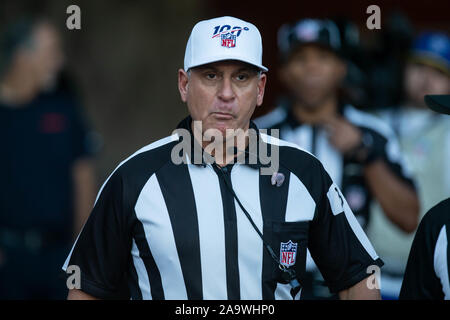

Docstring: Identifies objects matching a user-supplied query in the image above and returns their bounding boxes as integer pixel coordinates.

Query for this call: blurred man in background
[369,31,450,299]
[255,18,419,299]
[0,18,97,299]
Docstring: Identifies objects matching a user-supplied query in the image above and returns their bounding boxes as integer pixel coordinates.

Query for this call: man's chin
[203,126,230,142]
[204,123,243,142]
[207,120,236,134]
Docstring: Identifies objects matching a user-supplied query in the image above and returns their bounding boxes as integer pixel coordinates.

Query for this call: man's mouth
[212,112,234,120]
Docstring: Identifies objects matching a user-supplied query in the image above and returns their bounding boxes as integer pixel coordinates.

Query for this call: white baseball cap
[184,16,268,72]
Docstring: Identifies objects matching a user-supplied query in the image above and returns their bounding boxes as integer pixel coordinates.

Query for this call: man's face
[280,44,346,109]
[22,22,64,90]
[178,60,266,135]
[404,62,450,108]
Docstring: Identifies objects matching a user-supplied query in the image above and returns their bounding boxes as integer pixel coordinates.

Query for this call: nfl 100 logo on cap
[280,240,298,267]
[220,32,236,48]
[184,16,268,72]
[211,25,250,48]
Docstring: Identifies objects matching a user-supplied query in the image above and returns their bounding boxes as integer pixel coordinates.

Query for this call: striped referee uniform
[400,198,450,299]
[255,102,415,230]
[62,116,383,300]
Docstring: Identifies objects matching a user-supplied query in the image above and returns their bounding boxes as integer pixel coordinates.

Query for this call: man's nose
[305,57,321,72]
[217,77,235,101]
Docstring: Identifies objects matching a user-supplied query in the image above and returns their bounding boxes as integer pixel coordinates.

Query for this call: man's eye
[206,73,216,79]
[236,74,248,81]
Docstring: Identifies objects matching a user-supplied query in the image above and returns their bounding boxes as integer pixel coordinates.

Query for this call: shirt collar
[175,115,271,169]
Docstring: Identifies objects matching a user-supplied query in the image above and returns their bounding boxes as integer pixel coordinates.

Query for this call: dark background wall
[1,0,449,183]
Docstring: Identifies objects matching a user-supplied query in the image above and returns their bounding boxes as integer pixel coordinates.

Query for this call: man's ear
[178,69,189,103]
[256,73,267,107]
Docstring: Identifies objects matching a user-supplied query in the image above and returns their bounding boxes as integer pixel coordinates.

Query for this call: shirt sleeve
[68,98,98,162]
[363,126,416,189]
[62,167,131,299]
[308,163,384,293]
[399,203,448,300]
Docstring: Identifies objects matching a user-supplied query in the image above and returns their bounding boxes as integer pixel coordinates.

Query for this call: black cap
[424,95,450,115]
[278,19,342,61]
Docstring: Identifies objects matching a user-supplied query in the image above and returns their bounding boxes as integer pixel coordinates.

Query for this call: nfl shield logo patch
[221,33,236,48]
[280,240,298,267]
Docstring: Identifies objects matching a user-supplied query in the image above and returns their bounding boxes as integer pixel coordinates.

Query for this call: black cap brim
[424,95,450,115]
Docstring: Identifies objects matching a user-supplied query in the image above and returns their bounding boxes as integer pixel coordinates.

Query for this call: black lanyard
[212,162,302,299]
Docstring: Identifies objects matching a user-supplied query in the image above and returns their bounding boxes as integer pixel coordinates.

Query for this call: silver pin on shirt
[271,172,285,187]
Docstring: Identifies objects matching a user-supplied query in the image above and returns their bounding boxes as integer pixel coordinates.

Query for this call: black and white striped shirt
[62,116,383,300]
[400,198,450,300]
[255,102,415,230]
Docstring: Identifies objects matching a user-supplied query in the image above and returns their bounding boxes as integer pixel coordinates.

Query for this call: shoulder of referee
[94,134,179,202]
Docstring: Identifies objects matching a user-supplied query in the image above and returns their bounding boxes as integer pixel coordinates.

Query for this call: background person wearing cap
[255,18,419,299]
[65,16,383,300]
[369,31,450,299]
[399,94,450,300]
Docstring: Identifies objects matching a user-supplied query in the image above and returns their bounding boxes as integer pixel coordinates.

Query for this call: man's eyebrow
[236,67,259,74]
[195,66,218,72]
[193,65,258,74]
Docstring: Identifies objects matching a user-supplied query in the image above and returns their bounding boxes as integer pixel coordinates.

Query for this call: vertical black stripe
[156,162,203,300]
[118,141,177,300]
[128,255,143,300]
[311,126,317,155]
[259,165,291,300]
[132,222,165,300]
[214,164,241,300]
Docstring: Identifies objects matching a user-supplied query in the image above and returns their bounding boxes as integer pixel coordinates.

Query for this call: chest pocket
[264,220,309,285]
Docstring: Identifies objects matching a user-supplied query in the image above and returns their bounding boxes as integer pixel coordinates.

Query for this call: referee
[64,16,383,300]
[400,95,450,300]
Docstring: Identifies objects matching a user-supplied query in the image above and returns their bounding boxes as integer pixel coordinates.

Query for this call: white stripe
[131,239,152,299]
[261,131,305,150]
[434,225,449,299]
[188,164,228,299]
[282,125,313,153]
[286,172,319,274]
[232,165,264,299]
[260,132,318,160]
[327,183,379,260]
[327,182,346,216]
[274,283,301,300]
[95,134,179,205]
[285,173,316,222]
[316,130,343,188]
[253,106,288,129]
[273,124,344,188]
[305,248,317,271]
[62,230,82,271]
[261,131,323,275]
[62,134,179,273]
[135,174,188,300]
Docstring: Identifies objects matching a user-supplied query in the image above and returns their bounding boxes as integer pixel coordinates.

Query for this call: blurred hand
[322,116,362,154]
